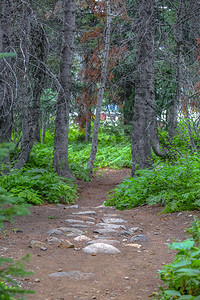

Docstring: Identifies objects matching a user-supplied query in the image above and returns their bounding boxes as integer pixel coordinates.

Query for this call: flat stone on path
[47,229,63,236]
[102,217,127,224]
[69,224,89,228]
[87,239,120,245]
[130,234,147,242]
[72,211,97,216]
[82,243,121,254]
[96,223,126,229]
[58,240,74,249]
[29,240,47,249]
[93,228,118,234]
[74,235,91,242]
[58,227,84,235]
[57,204,79,209]
[48,270,95,280]
[65,219,85,223]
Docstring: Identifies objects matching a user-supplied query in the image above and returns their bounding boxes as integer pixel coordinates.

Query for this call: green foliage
[106,154,200,212]
[68,124,131,170]
[0,146,34,299]
[0,255,34,300]
[155,218,200,299]
[0,168,77,205]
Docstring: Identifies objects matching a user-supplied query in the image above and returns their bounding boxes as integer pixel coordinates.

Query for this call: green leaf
[164,290,181,296]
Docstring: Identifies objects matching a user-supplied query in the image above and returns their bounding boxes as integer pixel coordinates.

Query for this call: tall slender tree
[0,0,14,163]
[53,0,76,178]
[87,0,111,173]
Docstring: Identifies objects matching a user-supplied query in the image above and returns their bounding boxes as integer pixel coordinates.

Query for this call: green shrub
[155,217,200,299]
[0,145,34,299]
[0,168,77,205]
[106,154,200,212]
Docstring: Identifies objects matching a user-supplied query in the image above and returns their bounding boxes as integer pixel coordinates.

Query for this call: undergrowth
[0,168,77,205]
[106,154,200,212]
[0,145,34,299]
[154,217,200,299]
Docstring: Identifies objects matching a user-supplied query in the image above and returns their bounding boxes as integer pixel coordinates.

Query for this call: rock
[74,235,91,242]
[57,204,79,209]
[65,219,85,223]
[93,228,117,234]
[48,270,95,280]
[29,240,47,249]
[129,227,142,233]
[34,278,40,282]
[72,211,97,216]
[96,223,126,230]
[87,239,120,246]
[94,202,106,208]
[58,227,84,235]
[58,240,74,248]
[40,246,47,251]
[130,234,147,242]
[47,229,63,236]
[86,221,95,224]
[125,243,141,249]
[102,217,127,224]
[69,224,89,228]
[118,230,132,236]
[47,237,62,243]
[82,243,121,254]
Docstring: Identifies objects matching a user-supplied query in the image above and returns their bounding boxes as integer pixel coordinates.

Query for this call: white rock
[102,217,127,224]
[72,211,97,216]
[48,270,95,280]
[96,223,126,229]
[74,235,91,242]
[87,239,120,245]
[82,243,121,254]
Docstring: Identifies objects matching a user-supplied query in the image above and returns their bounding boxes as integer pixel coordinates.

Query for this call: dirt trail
[1,169,199,300]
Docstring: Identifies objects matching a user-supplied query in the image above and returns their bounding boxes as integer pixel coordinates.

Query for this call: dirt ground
[1,168,200,300]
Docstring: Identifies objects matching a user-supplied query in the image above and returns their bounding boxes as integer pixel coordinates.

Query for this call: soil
[1,168,200,300]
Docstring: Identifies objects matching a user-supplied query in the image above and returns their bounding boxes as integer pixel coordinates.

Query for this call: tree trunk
[0,0,13,164]
[168,0,183,140]
[85,107,91,143]
[132,0,166,176]
[30,23,47,143]
[87,0,111,172]
[53,0,75,178]
[13,2,33,169]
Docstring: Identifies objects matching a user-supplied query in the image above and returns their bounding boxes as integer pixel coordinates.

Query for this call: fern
[106,154,200,212]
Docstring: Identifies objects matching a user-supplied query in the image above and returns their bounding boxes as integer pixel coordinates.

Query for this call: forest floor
[1,168,200,300]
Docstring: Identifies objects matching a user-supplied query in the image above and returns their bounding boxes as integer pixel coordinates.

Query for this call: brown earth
[1,168,200,300]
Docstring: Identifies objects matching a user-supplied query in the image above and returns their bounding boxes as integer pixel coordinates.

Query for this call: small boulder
[130,234,147,242]
[82,243,121,254]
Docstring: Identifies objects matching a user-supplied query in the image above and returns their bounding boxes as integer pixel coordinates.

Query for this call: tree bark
[131,0,166,176]
[53,0,75,178]
[30,23,47,143]
[14,3,32,169]
[0,0,13,159]
[87,0,111,173]
[168,0,183,140]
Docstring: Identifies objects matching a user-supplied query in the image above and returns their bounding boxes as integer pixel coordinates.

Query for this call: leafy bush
[0,168,77,205]
[155,217,200,299]
[106,154,200,212]
[0,145,34,299]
